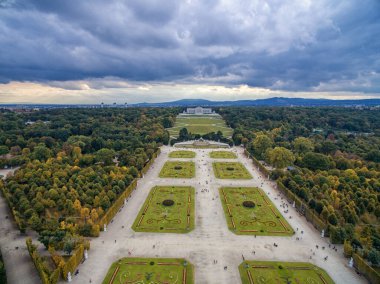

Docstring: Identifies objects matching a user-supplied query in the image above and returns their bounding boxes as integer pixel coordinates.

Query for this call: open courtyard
[209,151,237,159]
[239,261,334,284]
[219,187,294,236]
[69,146,365,284]
[132,186,195,233]
[169,150,196,158]
[159,161,195,178]
[213,162,252,179]
[102,257,194,284]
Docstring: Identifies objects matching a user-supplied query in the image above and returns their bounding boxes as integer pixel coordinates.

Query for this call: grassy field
[219,187,294,235]
[167,115,233,137]
[159,161,195,178]
[239,261,334,284]
[102,257,194,284]
[169,150,196,158]
[213,162,252,179]
[132,186,195,233]
[209,151,237,159]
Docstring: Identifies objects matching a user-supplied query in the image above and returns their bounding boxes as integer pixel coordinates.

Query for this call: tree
[252,134,272,159]
[32,144,52,161]
[266,147,295,168]
[302,152,330,170]
[293,137,314,154]
[0,146,9,156]
[368,249,380,265]
[95,148,115,165]
[63,238,75,255]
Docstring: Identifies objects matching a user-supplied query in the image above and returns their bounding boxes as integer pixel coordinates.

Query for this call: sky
[0,0,379,104]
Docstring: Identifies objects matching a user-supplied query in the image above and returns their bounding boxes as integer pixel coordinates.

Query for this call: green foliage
[0,248,6,284]
[266,147,295,168]
[220,107,380,264]
[252,134,272,159]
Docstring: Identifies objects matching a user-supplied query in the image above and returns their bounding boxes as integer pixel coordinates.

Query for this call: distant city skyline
[0,0,379,103]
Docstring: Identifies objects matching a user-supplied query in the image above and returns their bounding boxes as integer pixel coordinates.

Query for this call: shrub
[162,199,174,206]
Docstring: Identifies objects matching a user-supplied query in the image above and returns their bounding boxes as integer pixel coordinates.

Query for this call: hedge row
[0,181,26,233]
[26,238,60,284]
[99,148,161,230]
[247,152,379,283]
[243,149,271,176]
[98,179,137,230]
[353,253,380,284]
[141,149,160,175]
[61,244,85,280]
[276,182,328,234]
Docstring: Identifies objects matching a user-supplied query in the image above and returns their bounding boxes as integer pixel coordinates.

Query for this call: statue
[349,257,354,268]
[321,229,325,238]
[84,249,88,260]
[104,224,107,232]
[67,272,72,282]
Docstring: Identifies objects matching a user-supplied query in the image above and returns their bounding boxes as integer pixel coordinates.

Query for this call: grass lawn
[102,257,194,284]
[169,150,196,158]
[239,261,334,284]
[167,115,233,137]
[159,161,195,178]
[213,162,252,179]
[132,186,195,233]
[219,187,294,235]
[210,151,237,159]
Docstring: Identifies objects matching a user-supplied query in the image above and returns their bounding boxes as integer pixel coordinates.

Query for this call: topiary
[242,201,255,208]
[162,199,175,206]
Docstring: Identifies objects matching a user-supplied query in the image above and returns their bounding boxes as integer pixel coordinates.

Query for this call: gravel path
[68,146,366,284]
[0,194,40,284]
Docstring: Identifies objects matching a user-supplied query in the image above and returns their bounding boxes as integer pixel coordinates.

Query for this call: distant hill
[1,97,380,109]
[132,97,380,107]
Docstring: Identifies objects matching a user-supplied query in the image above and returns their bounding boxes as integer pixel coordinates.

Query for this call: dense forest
[0,108,178,250]
[219,107,380,266]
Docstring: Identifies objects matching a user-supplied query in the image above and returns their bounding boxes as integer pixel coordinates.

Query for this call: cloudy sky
[0,0,379,104]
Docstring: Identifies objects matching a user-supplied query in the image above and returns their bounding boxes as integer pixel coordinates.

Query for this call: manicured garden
[167,115,233,137]
[132,186,195,233]
[219,187,294,235]
[209,151,237,159]
[159,161,195,178]
[169,150,196,158]
[102,257,194,284]
[213,162,252,179]
[239,261,334,284]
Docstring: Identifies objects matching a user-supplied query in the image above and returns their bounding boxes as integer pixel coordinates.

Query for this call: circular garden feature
[162,199,175,206]
[174,166,183,170]
[242,201,255,208]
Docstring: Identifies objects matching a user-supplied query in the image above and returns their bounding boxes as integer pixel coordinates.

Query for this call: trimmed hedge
[61,244,84,280]
[99,148,161,230]
[244,149,270,176]
[353,253,380,284]
[26,238,60,284]
[0,181,26,233]
[98,179,137,230]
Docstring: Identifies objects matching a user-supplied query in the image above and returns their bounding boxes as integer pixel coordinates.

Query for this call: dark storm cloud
[0,0,379,93]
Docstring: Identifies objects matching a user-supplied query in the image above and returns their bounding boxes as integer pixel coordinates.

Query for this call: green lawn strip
[219,187,294,236]
[239,261,334,284]
[169,151,196,158]
[132,186,195,233]
[209,151,237,159]
[159,161,195,178]
[167,115,233,137]
[213,162,252,179]
[102,257,194,284]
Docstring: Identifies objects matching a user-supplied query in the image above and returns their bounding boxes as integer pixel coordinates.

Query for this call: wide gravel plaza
[71,146,366,284]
